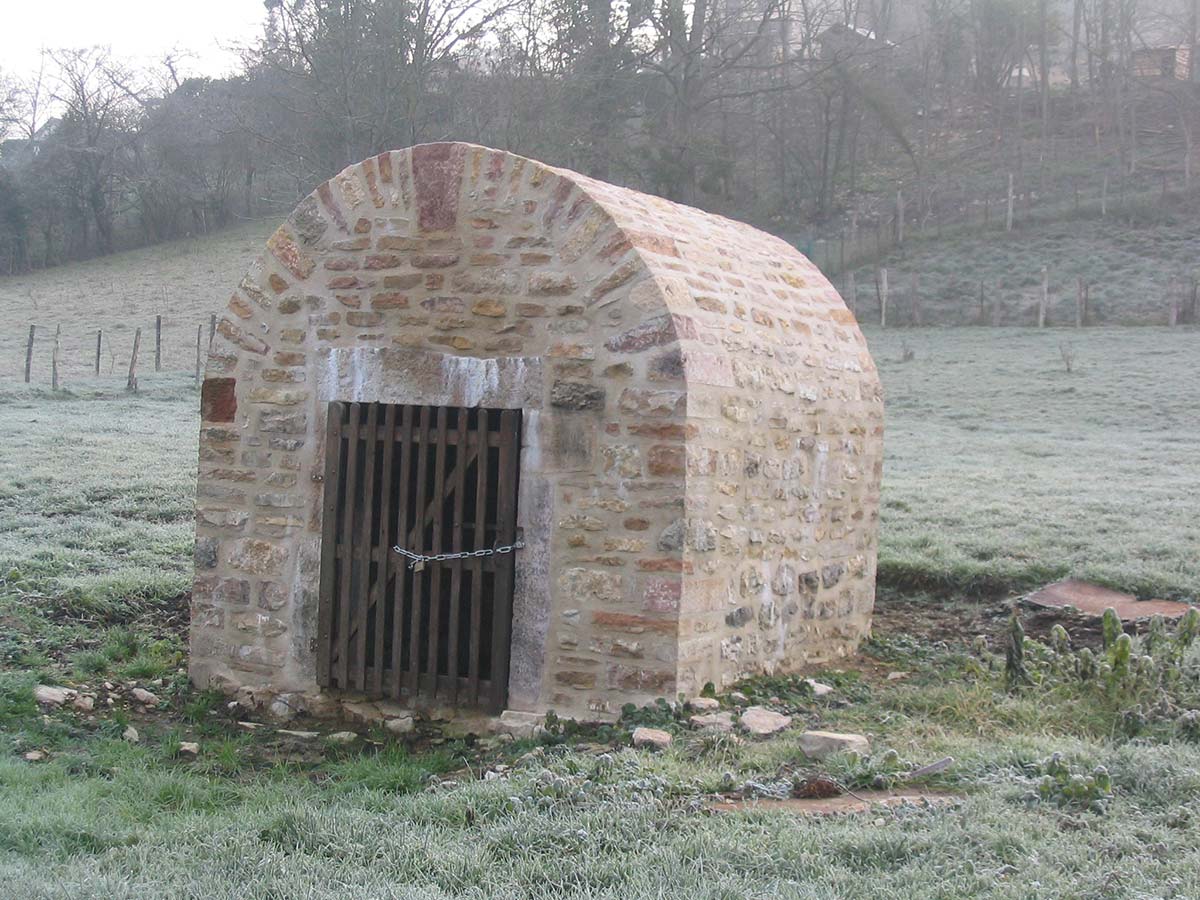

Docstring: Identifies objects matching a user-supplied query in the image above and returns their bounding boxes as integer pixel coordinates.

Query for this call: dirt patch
[710,789,961,817]
[866,588,1180,662]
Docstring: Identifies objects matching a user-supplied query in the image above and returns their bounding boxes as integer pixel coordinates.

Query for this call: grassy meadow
[0,222,1199,897]
[0,221,271,382]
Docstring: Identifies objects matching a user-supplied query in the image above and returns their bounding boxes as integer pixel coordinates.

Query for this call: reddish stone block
[377,236,421,251]
[375,151,392,183]
[383,273,423,289]
[605,314,698,353]
[643,578,681,612]
[591,612,675,634]
[370,292,409,310]
[228,294,253,320]
[607,664,674,693]
[267,228,315,280]
[315,181,349,232]
[411,142,464,232]
[647,445,686,477]
[636,558,691,573]
[201,378,237,423]
[626,230,680,257]
[413,254,460,269]
[216,319,268,355]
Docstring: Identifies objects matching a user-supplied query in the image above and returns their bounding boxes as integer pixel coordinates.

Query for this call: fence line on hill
[852,266,1198,329]
[18,312,219,391]
[795,168,1200,280]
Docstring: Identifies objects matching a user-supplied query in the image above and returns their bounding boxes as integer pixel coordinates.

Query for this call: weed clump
[1026,752,1114,813]
[980,605,1200,740]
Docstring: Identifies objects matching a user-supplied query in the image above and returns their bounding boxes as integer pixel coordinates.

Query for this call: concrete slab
[1023,579,1191,621]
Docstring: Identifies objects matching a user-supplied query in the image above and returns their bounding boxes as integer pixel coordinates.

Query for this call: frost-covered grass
[866,327,1200,601]
[2,638,1200,899]
[0,221,271,382]
[2,244,1200,896]
[0,327,1196,678]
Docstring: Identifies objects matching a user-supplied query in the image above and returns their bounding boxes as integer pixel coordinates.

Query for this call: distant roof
[817,23,896,48]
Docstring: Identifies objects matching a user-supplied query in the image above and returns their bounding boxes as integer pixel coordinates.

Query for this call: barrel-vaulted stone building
[191,142,883,722]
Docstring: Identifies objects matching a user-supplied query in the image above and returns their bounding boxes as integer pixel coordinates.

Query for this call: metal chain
[392,540,525,571]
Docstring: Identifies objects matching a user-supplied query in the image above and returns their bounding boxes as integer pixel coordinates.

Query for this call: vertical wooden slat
[445,409,469,705]
[408,406,431,698]
[320,401,521,709]
[335,403,360,689]
[371,403,397,697]
[352,402,379,692]
[489,410,521,711]
[426,407,449,697]
[390,405,414,698]
[316,403,344,687]
[468,408,489,705]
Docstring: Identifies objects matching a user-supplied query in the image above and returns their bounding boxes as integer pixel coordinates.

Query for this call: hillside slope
[846,201,1200,327]
[0,221,272,381]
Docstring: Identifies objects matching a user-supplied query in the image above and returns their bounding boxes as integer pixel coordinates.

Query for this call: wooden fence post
[95,330,102,375]
[879,267,889,328]
[209,313,216,347]
[51,325,61,391]
[896,189,905,245]
[1101,175,1109,218]
[1076,277,1085,328]
[978,281,986,324]
[127,327,142,393]
[195,324,203,382]
[1006,173,1015,232]
[24,325,35,383]
[155,315,162,372]
[1038,266,1048,327]
[910,271,921,326]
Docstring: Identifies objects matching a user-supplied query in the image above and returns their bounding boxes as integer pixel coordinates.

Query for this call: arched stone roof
[193,143,882,718]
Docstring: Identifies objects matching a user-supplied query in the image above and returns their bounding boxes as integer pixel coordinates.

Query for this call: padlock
[412,559,426,573]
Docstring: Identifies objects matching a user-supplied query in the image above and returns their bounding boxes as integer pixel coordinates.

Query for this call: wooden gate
[316,402,521,712]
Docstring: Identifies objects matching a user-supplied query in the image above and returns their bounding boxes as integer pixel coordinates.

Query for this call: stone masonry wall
[190,142,882,719]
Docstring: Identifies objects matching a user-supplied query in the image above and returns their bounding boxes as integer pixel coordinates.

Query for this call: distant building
[1131,46,1195,81]
[0,118,62,167]
[815,23,896,64]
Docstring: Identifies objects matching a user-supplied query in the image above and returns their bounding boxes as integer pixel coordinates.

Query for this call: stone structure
[190,142,883,721]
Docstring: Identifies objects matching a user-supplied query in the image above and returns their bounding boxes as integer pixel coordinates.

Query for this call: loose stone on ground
[797,730,870,760]
[631,727,673,750]
[690,711,735,732]
[33,685,74,707]
[739,706,792,736]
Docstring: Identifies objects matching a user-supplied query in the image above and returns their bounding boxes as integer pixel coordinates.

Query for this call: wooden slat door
[316,402,521,712]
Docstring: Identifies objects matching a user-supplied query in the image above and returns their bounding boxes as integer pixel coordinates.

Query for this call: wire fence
[12,314,217,390]
[791,166,1200,279]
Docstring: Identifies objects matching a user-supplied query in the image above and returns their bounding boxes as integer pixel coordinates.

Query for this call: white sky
[1,0,265,81]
